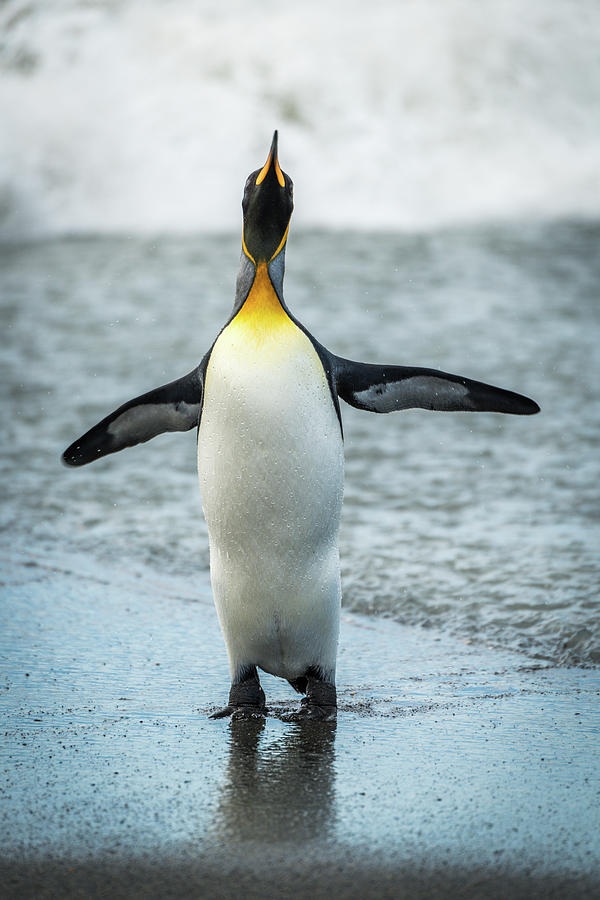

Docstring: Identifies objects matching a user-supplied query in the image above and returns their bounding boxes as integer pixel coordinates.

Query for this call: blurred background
[1,0,599,666]
[1,0,599,238]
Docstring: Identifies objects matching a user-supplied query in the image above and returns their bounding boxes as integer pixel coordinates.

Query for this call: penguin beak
[256,130,285,188]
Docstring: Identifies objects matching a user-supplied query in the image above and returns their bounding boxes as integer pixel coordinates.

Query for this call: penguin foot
[209,666,266,720]
[210,704,235,719]
[231,705,267,720]
[282,698,337,722]
[209,704,267,720]
[282,669,337,722]
[302,700,337,720]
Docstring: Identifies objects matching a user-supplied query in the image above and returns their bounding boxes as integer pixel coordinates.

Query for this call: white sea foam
[1,0,600,238]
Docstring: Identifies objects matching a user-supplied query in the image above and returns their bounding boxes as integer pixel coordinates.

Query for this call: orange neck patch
[233,262,290,336]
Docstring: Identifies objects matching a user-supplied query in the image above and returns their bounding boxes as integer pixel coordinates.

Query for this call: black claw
[209,704,267,720]
[209,705,236,719]
[231,705,267,720]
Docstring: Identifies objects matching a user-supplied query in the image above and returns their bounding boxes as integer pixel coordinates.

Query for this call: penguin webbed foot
[210,666,266,720]
[282,698,337,722]
[209,704,234,719]
[210,704,266,720]
[283,669,337,722]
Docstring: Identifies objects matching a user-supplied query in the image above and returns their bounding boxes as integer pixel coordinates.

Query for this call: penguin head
[242,131,294,264]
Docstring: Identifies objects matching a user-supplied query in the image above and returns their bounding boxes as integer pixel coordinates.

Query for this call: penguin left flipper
[332,355,540,416]
[62,368,203,467]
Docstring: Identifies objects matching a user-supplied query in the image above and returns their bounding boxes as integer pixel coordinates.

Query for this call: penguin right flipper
[62,368,202,467]
[333,355,540,415]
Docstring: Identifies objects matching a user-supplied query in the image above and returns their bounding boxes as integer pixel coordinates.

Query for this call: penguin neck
[232,246,287,318]
[266,246,286,300]
[233,261,288,335]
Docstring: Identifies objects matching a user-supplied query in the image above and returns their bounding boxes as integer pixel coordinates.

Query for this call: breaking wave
[1,0,600,238]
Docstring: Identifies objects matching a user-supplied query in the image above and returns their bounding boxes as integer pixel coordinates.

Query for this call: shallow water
[1,221,599,664]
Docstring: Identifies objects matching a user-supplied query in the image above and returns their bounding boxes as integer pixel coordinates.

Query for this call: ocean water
[1,222,598,666]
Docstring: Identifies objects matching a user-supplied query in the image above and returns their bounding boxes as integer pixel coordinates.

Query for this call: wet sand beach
[1,559,599,899]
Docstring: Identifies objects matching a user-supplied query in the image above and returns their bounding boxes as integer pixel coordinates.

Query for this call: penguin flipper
[333,356,540,415]
[62,368,202,467]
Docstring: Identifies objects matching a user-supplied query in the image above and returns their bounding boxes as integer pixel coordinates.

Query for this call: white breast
[197,274,344,682]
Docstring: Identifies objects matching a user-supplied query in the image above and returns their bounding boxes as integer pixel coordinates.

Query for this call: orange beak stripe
[274,155,284,187]
[256,149,285,187]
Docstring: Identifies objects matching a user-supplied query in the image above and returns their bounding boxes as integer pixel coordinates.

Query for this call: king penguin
[63,132,540,720]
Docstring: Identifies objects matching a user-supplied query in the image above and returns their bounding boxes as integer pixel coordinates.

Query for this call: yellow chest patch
[215,262,314,365]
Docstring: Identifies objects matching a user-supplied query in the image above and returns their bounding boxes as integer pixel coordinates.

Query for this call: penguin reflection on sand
[63,132,540,720]
[216,719,336,842]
